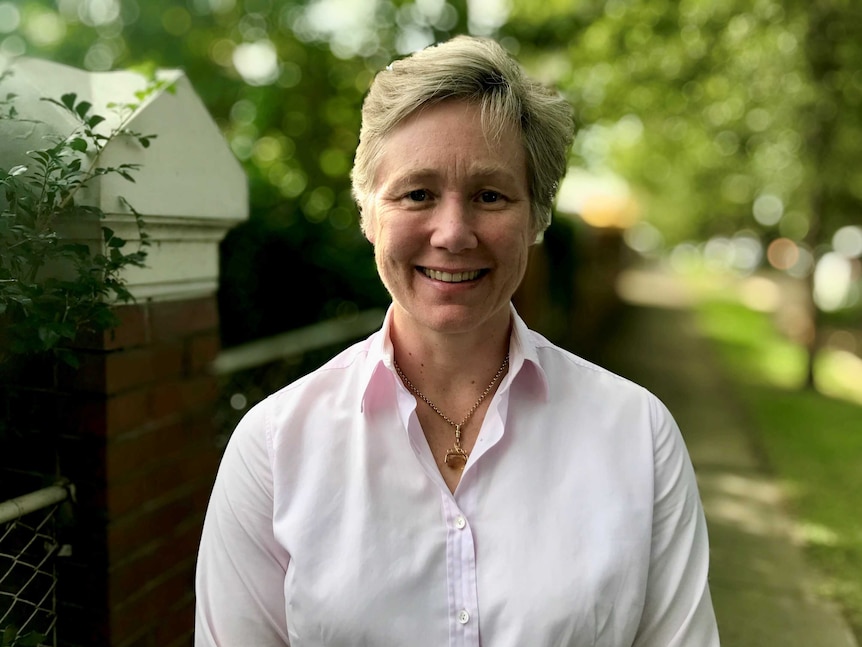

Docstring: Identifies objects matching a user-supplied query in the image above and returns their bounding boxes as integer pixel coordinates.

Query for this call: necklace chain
[393,354,510,432]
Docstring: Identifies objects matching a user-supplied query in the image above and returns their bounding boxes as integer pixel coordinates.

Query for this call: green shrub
[0,70,165,370]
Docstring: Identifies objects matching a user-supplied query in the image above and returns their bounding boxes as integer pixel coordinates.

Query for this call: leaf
[26,150,51,163]
[87,114,105,128]
[59,242,92,258]
[55,348,80,369]
[126,250,147,266]
[38,325,60,346]
[112,284,133,303]
[69,137,88,152]
[89,305,119,328]
[107,236,126,248]
[57,321,77,339]
[61,92,77,111]
[9,165,27,176]
[74,100,93,118]
[21,632,48,646]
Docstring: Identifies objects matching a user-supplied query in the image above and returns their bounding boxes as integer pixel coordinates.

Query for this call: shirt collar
[359,303,550,413]
[505,303,551,401]
[358,306,397,413]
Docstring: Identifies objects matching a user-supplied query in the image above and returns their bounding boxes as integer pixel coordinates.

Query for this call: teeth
[424,269,481,283]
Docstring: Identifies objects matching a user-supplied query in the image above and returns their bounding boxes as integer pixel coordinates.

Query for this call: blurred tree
[504,0,862,387]
[798,0,862,384]
[506,0,808,242]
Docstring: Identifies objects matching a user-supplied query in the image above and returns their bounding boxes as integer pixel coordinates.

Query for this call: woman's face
[363,100,534,341]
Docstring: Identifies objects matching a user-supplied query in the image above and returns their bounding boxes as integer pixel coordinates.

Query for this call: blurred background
[0,0,857,346]
[1,0,861,645]
[3,0,859,350]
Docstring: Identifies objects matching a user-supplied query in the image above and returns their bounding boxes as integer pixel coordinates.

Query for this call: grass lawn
[693,291,862,639]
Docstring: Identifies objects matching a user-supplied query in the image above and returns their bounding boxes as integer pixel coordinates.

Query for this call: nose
[429,197,478,253]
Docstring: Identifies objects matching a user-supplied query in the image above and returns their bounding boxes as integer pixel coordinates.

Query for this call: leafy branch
[0,72,167,368]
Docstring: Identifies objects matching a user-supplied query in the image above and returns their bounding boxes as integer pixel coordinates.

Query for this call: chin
[401,303,509,337]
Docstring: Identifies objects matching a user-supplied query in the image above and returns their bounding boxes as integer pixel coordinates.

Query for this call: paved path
[592,270,858,647]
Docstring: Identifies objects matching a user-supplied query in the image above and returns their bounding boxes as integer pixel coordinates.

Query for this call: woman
[196,36,720,646]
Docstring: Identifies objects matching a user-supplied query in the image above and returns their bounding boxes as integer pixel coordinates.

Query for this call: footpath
[592,269,858,647]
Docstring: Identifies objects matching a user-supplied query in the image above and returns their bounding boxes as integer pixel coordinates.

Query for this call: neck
[389,311,512,396]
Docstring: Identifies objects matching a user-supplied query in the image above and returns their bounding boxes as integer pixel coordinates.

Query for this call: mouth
[420,267,485,283]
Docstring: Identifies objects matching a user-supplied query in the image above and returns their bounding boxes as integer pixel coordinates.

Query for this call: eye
[478,191,502,203]
[407,189,428,202]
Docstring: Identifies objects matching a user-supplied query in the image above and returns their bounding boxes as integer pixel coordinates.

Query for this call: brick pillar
[0,57,248,647]
[57,297,222,647]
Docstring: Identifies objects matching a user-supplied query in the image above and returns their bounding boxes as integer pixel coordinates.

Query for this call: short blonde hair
[351,35,574,235]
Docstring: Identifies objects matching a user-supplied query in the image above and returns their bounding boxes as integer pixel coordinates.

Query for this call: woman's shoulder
[267,332,378,400]
[527,329,645,392]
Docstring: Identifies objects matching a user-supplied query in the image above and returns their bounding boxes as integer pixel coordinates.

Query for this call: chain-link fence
[0,484,71,647]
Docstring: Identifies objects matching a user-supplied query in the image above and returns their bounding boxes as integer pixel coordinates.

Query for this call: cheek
[509,237,533,285]
[504,229,533,263]
[376,215,422,253]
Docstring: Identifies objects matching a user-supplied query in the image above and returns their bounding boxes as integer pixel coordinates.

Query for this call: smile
[421,268,483,283]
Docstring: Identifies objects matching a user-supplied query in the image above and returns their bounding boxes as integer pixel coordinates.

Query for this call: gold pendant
[445,446,469,470]
[445,424,468,470]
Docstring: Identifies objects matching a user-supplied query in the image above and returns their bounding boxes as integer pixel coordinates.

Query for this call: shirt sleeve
[195,400,291,646]
[632,395,720,647]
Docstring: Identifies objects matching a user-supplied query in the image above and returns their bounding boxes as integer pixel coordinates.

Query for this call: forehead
[373,100,527,187]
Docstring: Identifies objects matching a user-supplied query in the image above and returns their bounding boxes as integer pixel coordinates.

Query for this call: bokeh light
[766,237,798,270]
[233,40,279,86]
[814,252,855,311]
[753,193,784,226]
[624,221,663,256]
[833,225,862,259]
[0,3,21,34]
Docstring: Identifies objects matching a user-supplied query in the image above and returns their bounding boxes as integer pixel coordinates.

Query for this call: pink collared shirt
[195,306,719,646]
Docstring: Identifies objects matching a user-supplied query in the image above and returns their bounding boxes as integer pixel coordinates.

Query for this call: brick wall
[55,296,222,647]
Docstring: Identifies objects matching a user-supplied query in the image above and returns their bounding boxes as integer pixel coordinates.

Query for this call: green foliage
[0,625,45,647]
[506,0,862,248]
[0,73,159,368]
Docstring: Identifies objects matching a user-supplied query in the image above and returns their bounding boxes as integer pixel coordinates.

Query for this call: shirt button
[454,515,467,530]
[458,609,470,624]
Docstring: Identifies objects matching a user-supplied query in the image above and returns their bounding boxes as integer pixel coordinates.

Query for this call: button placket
[443,496,480,645]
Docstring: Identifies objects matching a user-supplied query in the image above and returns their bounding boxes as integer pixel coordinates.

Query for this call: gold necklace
[394,354,509,470]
